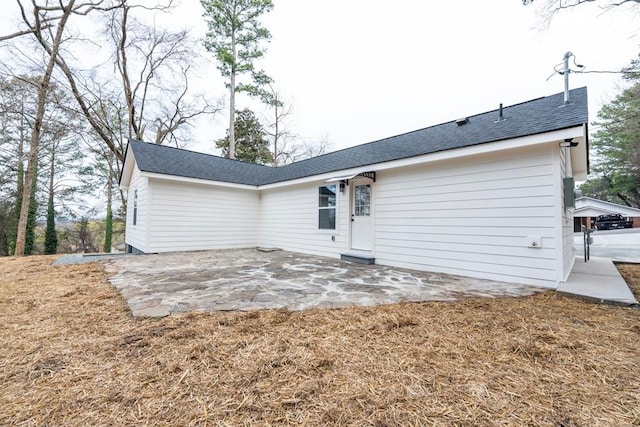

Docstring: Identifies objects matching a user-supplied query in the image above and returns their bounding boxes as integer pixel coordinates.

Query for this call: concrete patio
[102,248,545,317]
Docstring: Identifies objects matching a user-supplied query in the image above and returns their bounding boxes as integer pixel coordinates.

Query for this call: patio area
[103,248,544,317]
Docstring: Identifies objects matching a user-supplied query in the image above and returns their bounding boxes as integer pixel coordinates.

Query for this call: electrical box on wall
[527,236,542,248]
[563,177,575,208]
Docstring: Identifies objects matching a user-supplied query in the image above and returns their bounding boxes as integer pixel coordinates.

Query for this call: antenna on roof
[555,52,584,105]
[562,52,572,104]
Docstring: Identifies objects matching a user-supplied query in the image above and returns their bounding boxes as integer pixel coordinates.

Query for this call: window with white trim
[133,189,138,226]
[318,184,337,230]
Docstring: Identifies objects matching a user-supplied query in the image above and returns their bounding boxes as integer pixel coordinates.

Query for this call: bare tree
[522,0,640,21]
[108,4,220,147]
[4,1,77,256]
[261,84,295,166]
[259,84,331,166]
[2,0,221,255]
[2,0,129,255]
[277,134,332,166]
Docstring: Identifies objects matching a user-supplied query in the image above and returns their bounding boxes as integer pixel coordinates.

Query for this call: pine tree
[581,55,640,206]
[44,192,57,254]
[216,108,274,165]
[201,0,274,159]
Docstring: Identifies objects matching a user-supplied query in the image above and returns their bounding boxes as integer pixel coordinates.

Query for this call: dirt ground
[1,256,639,426]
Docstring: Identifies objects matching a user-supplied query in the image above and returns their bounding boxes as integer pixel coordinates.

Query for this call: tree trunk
[273,101,279,166]
[104,155,113,253]
[14,94,46,256]
[14,0,75,256]
[24,161,38,255]
[229,80,235,159]
[9,120,24,255]
[228,30,237,160]
[117,5,141,141]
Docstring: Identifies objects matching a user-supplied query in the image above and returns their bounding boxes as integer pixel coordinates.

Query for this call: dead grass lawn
[1,256,639,426]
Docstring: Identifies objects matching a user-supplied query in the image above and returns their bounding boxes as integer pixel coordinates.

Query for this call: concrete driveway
[104,248,543,317]
[574,228,640,262]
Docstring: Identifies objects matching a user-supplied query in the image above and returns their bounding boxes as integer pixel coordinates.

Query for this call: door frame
[349,177,375,252]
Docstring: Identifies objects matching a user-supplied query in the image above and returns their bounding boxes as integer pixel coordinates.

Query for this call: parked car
[594,214,629,230]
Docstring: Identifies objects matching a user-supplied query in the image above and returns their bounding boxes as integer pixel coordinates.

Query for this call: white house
[119,88,589,289]
[574,196,640,230]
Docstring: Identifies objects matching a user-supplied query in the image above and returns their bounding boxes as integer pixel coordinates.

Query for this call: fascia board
[258,126,586,190]
[119,144,135,191]
[141,171,259,190]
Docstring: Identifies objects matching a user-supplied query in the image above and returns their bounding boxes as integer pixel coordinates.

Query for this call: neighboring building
[120,88,589,289]
[574,196,640,231]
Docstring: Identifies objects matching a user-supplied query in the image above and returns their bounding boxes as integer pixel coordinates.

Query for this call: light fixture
[560,138,579,148]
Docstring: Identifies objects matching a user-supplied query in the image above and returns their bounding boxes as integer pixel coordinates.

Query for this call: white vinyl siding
[374,146,560,288]
[146,179,259,252]
[259,181,348,258]
[125,166,148,252]
[123,135,581,288]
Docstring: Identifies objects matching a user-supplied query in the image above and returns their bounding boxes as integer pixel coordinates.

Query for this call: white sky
[3,0,640,156]
[176,0,640,154]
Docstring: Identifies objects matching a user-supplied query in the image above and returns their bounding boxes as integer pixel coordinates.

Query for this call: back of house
[120,87,589,289]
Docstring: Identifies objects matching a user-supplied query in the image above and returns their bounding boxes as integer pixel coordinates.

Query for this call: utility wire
[573,70,640,74]
[548,52,640,80]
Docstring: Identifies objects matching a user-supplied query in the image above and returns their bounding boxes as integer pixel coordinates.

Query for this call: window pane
[319,208,336,229]
[354,184,371,217]
[319,185,336,207]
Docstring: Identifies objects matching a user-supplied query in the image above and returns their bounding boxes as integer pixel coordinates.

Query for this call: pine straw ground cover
[617,263,640,303]
[0,256,639,426]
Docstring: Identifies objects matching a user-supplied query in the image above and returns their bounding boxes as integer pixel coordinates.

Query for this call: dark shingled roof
[128,140,273,186]
[126,87,588,186]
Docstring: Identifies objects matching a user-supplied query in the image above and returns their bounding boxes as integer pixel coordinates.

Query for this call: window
[133,189,138,226]
[354,184,371,216]
[318,184,337,230]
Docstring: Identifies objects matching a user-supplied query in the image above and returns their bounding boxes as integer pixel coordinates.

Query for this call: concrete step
[341,252,375,265]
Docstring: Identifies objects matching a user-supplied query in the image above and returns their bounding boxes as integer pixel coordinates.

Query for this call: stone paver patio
[102,248,545,317]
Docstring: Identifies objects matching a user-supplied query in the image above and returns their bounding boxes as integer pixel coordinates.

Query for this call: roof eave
[569,123,589,181]
[141,171,259,190]
[259,125,586,189]
[119,142,135,190]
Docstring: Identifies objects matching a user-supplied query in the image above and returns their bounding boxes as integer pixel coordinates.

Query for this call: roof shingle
[127,87,588,186]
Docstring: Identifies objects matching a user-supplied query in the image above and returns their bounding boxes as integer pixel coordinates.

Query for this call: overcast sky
[177,0,640,154]
[3,1,640,155]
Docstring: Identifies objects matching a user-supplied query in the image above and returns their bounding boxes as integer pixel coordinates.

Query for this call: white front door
[351,183,373,251]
